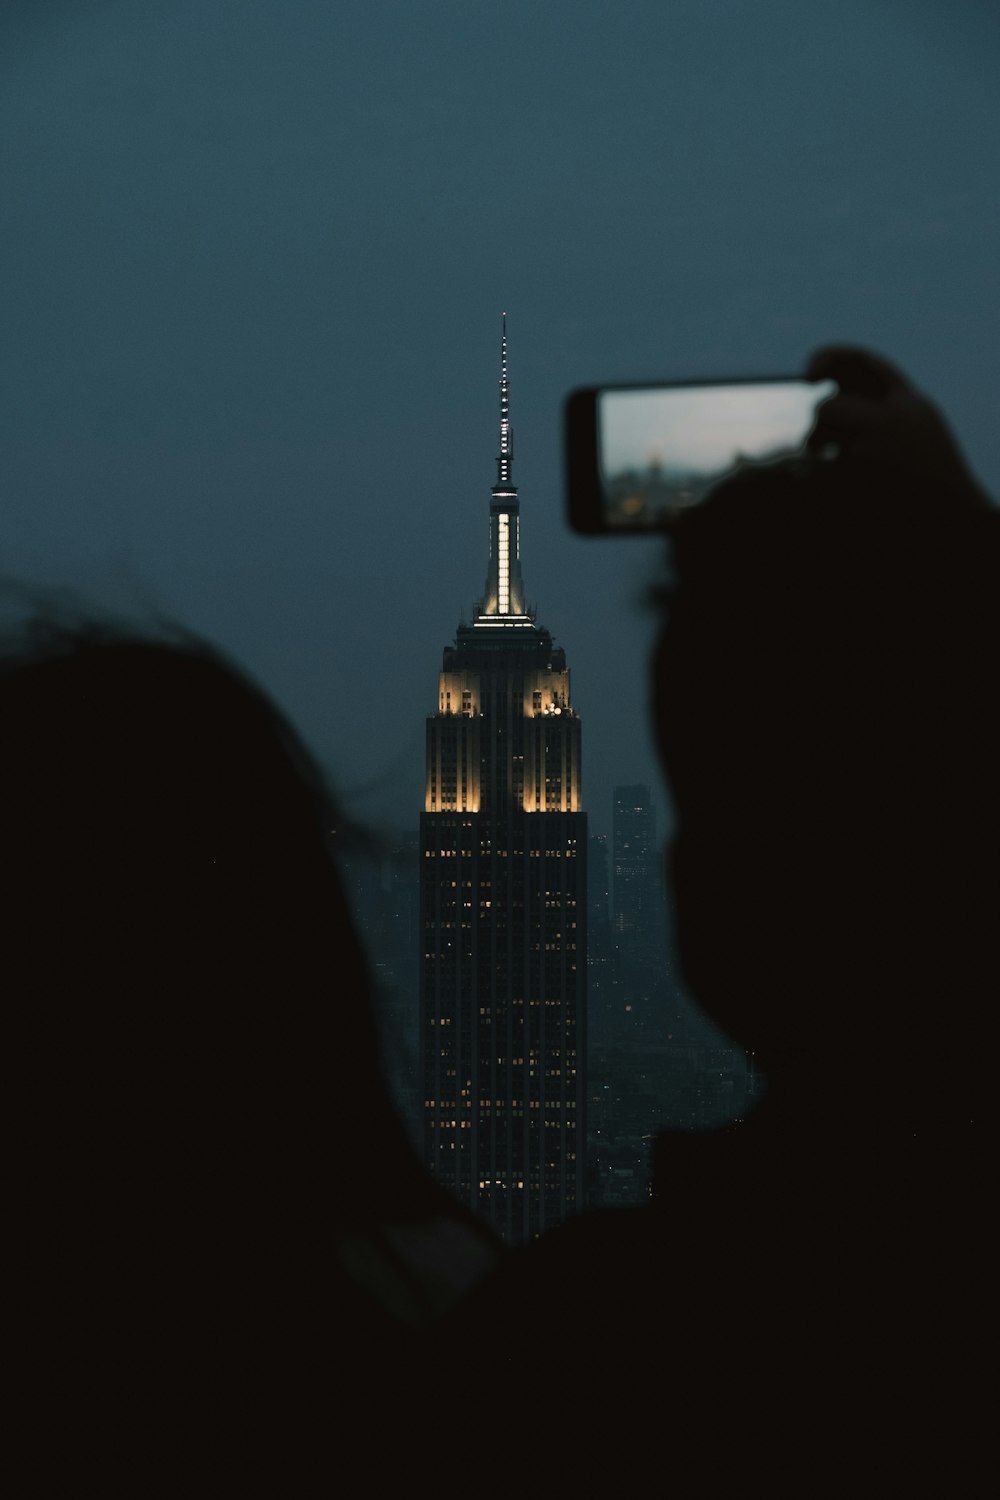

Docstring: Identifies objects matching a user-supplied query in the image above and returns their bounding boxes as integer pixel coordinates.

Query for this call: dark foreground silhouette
[445,349,998,1483]
[7,623,497,1478]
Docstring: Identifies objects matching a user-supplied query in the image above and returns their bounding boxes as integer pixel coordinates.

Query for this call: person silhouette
[5,618,499,1477]
[442,347,997,1484]
[656,345,996,1159]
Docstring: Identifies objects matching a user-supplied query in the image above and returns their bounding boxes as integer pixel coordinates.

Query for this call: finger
[808,394,887,437]
[805,345,912,397]
[807,395,887,454]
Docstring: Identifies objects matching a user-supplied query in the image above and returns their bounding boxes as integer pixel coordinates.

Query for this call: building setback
[420,318,587,1244]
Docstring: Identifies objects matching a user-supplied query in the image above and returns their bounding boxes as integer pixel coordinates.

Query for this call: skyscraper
[420,318,587,1244]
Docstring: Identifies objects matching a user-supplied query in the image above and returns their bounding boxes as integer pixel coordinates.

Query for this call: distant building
[587,832,611,949]
[586,831,619,1051]
[420,318,587,1244]
[612,784,659,944]
[611,784,666,1036]
[585,784,750,1205]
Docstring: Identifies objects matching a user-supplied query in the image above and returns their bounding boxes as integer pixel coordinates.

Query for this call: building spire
[496,311,514,490]
[477,312,529,622]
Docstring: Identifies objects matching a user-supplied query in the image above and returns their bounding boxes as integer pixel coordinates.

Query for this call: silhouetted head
[4,617,477,1459]
[3,622,393,1167]
[654,454,1000,1126]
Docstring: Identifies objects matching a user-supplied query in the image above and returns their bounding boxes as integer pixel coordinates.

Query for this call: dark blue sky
[2,0,998,839]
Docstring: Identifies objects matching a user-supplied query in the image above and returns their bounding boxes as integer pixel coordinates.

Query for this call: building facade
[420,319,587,1244]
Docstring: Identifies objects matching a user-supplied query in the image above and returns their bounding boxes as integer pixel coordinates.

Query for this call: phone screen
[595,378,835,528]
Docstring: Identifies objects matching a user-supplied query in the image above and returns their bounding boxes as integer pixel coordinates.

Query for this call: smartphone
[565,376,836,534]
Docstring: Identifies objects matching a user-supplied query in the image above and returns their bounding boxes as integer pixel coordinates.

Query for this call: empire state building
[420,318,587,1244]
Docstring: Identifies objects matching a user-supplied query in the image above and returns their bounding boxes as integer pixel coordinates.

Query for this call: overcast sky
[2,0,998,843]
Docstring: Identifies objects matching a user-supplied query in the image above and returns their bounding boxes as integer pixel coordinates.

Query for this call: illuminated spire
[478,313,529,621]
[496,312,514,490]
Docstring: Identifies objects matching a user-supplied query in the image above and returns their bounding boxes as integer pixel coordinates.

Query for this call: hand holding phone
[566,349,989,535]
[565,375,835,534]
[804,346,987,508]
